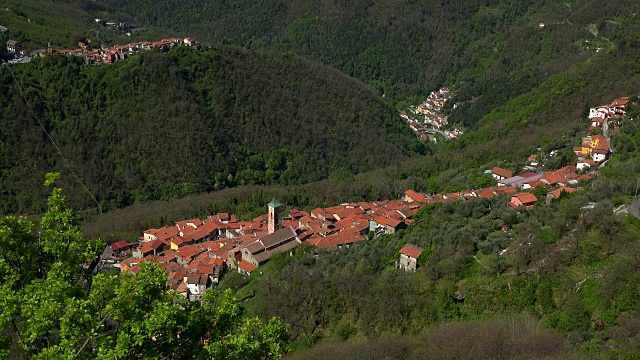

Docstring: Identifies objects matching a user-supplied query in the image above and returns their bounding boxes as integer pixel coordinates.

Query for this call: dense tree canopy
[99,0,640,122]
[0,46,423,214]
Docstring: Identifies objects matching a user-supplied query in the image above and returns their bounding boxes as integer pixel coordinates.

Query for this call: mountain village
[400,88,464,141]
[4,36,200,65]
[97,96,632,302]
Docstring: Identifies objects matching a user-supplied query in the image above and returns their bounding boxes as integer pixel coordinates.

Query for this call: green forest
[0,46,424,214]
[98,0,640,124]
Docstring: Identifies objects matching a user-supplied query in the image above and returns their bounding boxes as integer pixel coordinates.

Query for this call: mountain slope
[99,0,640,125]
[0,46,423,213]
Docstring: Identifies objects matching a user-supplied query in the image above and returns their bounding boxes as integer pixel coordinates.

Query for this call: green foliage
[0,46,423,214]
[332,317,356,341]
[0,0,176,50]
[0,38,7,61]
[291,318,576,360]
[0,173,290,358]
[98,0,639,125]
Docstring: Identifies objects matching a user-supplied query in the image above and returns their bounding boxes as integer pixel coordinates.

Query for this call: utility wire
[1,62,103,213]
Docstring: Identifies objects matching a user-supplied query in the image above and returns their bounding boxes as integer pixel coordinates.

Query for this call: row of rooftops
[104,196,430,294]
[106,165,596,294]
[28,37,200,65]
[589,96,632,120]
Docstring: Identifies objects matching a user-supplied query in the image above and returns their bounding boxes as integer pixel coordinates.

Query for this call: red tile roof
[526,179,548,188]
[492,167,513,179]
[110,240,137,251]
[140,239,165,254]
[543,173,564,185]
[400,244,424,259]
[577,173,595,182]
[555,165,578,175]
[444,192,462,201]
[547,186,577,199]
[475,188,497,198]
[404,189,429,204]
[511,193,538,205]
[495,187,517,194]
[238,260,258,273]
[519,171,539,179]
[375,216,402,228]
[176,245,203,260]
[314,231,365,248]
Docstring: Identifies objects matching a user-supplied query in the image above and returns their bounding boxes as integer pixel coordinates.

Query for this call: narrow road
[603,117,611,145]
[473,255,495,273]
[424,128,448,138]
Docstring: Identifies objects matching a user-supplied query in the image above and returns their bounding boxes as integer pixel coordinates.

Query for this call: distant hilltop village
[5,37,200,65]
[34,37,200,65]
[400,87,464,141]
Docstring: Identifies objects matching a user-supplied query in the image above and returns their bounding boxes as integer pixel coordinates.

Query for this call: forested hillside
[0,0,175,50]
[79,39,640,242]
[0,46,423,214]
[99,0,640,126]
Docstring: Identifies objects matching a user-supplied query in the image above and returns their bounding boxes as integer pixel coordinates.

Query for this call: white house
[589,107,609,119]
[185,274,208,301]
[590,117,604,128]
[491,167,513,181]
[592,149,608,163]
[6,40,17,53]
[577,159,595,171]
[399,244,424,272]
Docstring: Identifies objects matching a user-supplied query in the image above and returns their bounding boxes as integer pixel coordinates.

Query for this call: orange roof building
[237,260,258,275]
[404,189,428,204]
[491,167,513,180]
[399,244,424,272]
[509,193,538,210]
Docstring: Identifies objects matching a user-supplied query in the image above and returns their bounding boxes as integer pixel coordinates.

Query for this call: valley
[1,0,640,359]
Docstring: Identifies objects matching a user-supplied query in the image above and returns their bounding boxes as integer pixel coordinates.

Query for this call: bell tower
[267,198,282,234]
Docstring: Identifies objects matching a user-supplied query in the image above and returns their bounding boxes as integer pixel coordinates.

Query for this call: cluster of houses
[571,97,630,164]
[99,96,632,294]
[485,96,634,211]
[416,88,453,128]
[102,155,603,293]
[489,162,594,210]
[101,195,433,300]
[400,88,463,140]
[7,37,199,65]
[399,111,430,141]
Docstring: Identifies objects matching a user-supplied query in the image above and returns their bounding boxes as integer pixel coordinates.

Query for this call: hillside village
[400,88,464,141]
[4,36,200,65]
[97,91,630,300]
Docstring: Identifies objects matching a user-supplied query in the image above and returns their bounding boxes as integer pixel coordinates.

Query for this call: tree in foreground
[0,173,289,359]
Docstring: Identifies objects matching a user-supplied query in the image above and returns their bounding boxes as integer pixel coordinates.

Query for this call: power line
[1,63,103,214]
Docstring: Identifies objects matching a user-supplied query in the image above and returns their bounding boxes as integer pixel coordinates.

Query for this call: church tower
[267,198,282,234]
